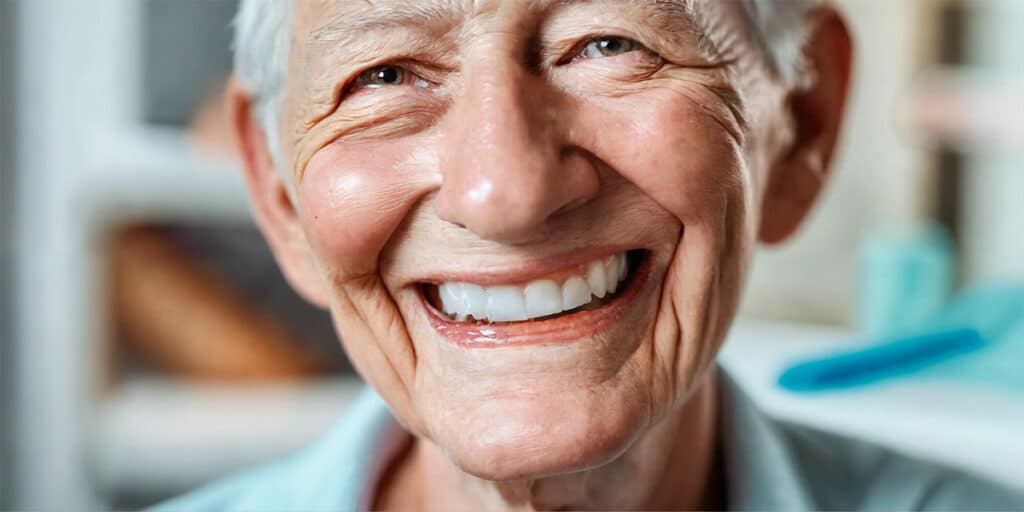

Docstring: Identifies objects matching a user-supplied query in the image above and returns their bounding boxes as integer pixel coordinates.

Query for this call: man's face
[264,0,801,480]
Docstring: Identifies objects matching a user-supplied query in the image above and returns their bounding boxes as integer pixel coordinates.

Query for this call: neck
[377,375,720,511]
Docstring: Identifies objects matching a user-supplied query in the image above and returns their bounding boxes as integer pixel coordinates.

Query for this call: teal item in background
[778,327,984,392]
[923,292,1024,393]
[857,223,954,336]
[781,284,1024,393]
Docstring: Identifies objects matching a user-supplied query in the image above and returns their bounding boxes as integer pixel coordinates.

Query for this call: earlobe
[759,6,853,245]
[226,79,330,308]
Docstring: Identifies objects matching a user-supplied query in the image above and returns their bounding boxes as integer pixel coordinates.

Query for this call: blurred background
[0,0,1021,509]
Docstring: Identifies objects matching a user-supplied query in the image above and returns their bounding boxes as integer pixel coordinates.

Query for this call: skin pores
[279,0,785,482]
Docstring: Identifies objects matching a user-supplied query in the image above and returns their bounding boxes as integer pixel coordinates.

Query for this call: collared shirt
[155,369,1024,511]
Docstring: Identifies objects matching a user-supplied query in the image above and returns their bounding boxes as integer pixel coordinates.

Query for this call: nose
[434,56,599,244]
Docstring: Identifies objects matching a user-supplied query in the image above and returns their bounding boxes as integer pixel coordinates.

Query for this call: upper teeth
[437,252,629,322]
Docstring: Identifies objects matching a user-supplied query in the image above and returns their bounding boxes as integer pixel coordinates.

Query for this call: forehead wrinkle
[310,1,458,45]
[646,0,703,43]
[308,0,529,47]
[310,0,706,45]
[548,0,697,24]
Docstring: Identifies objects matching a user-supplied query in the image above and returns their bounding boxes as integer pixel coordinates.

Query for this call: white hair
[232,0,291,164]
[741,0,820,86]
[232,0,820,159]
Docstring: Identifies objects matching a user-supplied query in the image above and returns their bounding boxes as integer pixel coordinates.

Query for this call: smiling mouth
[421,250,647,325]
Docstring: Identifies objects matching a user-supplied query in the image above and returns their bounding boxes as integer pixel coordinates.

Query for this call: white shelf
[76,126,253,226]
[92,375,364,496]
[721,319,1024,491]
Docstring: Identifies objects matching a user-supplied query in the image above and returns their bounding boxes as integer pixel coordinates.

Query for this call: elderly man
[160,1,1022,510]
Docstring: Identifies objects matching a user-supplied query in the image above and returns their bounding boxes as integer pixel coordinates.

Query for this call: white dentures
[437,252,630,322]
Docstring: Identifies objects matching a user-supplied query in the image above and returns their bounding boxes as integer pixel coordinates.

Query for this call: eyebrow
[309,0,702,47]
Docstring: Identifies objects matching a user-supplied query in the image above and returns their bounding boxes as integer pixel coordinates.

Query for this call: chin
[434,377,653,481]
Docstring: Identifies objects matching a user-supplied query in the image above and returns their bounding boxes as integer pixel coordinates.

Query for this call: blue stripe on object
[778,328,985,392]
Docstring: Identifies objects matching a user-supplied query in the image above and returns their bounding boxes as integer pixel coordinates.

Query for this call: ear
[759,6,853,245]
[226,79,329,308]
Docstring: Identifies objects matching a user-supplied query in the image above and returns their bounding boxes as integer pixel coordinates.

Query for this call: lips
[419,250,650,346]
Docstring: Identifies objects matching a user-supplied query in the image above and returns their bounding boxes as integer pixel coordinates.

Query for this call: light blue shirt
[155,369,1024,511]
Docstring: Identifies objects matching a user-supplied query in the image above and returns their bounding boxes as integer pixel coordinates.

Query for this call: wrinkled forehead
[297,0,695,27]
[292,0,748,50]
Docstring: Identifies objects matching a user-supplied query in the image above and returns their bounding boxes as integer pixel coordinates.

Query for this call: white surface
[78,126,251,224]
[93,376,364,495]
[721,319,1024,491]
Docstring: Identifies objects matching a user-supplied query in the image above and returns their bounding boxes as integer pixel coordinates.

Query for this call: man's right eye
[348,64,434,98]
[355,65,408,88]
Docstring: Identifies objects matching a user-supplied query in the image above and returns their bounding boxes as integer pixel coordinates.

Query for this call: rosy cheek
[297,141,438,275]
[583,92,746,223]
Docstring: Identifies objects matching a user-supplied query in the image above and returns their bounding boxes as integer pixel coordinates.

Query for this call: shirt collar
[343,367,813,511]
[718,367,814,511]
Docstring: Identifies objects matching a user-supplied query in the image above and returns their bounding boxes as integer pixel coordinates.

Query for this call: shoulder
[151,387,397,512]
[150,454,307,512]
[775,419,1024,511]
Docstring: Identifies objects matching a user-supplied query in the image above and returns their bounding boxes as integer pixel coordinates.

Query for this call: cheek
[578,88,748,224]
[579,88,756,409]
[297,139,440,277]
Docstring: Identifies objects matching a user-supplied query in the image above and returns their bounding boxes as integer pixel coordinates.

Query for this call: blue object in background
[857,222,955,336]
[781,284,1024,393]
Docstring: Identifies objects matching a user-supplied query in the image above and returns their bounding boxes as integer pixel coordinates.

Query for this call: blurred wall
[741,0,1024,326]
[960,0,1024,283]
[740,0,935,324]
[1,0,18,507]
[142,0,237,126]
[10,0,121,508]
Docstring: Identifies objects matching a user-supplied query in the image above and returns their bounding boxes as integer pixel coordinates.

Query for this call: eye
[350,63,434,94]
[355,64,409,88]
[578,36,643,59]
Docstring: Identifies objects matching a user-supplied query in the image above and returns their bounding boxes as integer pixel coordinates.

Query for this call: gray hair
[741,0,820,85]
[232,0,291,164]
[233,0,820,160]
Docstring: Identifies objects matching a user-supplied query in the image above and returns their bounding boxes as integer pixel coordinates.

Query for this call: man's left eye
[577,36,643,59]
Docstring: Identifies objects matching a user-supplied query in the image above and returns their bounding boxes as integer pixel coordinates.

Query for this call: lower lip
[419,256,652,348]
